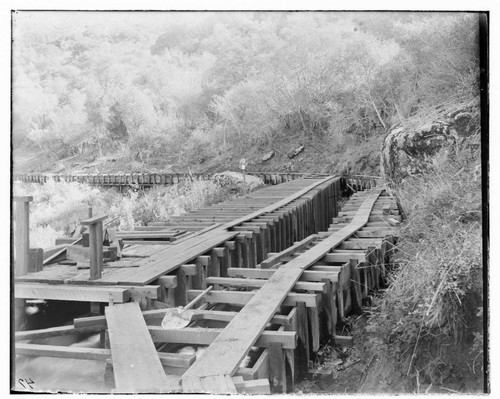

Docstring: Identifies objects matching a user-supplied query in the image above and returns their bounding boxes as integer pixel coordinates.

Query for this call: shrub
[366,142,483,390]
[13,178,233,247]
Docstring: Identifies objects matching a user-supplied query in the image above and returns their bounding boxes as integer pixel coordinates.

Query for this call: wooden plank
[74,309,290,329]
[16,343,111,361]
[105,302,171,393]
[15,283,129,303]
[227,267,338,282]
[187,289,320,308]
[234,379,271,394]
[205,277,326,292]
[15,324,103,340]
[16,343,194,368]
[259,234,318,268]
[100,231,239,285]
[183,375,237,394]
[148,327,297,349]
[182,188,383,380]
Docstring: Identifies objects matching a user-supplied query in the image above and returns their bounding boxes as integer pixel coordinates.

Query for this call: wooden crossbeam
[15,343,194,368]
[205,277,326,293]
[15,283,129,303]
[74,309,291,329]
[15,324,103,341]
[259,234,318,269]
[227,267,338,282]
[148,327,297,349]
[187,289,320,308]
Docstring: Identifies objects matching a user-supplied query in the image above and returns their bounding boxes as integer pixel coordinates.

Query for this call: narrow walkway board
[182,189,383,386]
[105,302,171,393]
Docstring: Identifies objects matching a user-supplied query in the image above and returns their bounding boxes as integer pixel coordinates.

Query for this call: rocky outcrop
[381,109,476,185]
[212,171,264,193]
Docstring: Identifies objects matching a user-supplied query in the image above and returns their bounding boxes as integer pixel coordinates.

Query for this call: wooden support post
[307,307,320,352]
[213,247,228,277]
[269,342,286,393]
[14,196,32,276]
[81,215,107,280]
[295,302,310,372]
[175,266,190,306]
[28,248,43,272]
[349,259,363,310]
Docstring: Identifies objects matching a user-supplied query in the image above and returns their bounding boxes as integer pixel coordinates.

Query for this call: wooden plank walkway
[105,302,172,393]
[181,189,383,387]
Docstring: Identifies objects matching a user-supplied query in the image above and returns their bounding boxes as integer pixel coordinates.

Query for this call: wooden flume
[14,175,398,394]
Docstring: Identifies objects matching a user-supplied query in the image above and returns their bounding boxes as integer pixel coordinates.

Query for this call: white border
[2,2,495,398]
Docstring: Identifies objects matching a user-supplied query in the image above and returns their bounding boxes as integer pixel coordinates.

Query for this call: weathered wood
[205,277,326,292]
[15,283,129,303]
[28,248,43,273]
[16,343,111,361]
[148,327,297,349]
[158,275,177,288]
[182,188,382,380]
[105,302,171,393]
[234,378,271,394]
[15,324,103,340]
[14,197,32,276]
[16,343,194,368]
[183,375,237,394]
[187,289,320,308]
[259,234,318,269]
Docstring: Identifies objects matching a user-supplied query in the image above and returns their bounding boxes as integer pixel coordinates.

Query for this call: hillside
[12,12,479,178]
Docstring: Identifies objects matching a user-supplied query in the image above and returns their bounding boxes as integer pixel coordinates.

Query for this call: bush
[366,142,483,390]
[13,179,233,247]
[107,179,233,229]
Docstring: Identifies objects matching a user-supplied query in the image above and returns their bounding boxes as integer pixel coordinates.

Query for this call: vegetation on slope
[12,12,479,176]
[364,136,483,393]
[13,179,237,249]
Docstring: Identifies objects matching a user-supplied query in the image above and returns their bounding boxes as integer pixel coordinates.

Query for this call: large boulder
[381,108,476,185]
[212,171,265,193]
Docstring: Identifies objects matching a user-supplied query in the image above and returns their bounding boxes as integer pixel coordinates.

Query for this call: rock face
[381,109,476,185]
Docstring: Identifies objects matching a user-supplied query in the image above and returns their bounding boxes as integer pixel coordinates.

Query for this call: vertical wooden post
[81,215,107,280]
[269,342,286,393]
[14,196,32,276]
[28,248,43,273]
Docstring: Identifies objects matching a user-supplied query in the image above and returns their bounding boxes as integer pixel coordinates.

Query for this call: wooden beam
[148,327,297,349]
[14,196,32,276]
[260,234,318,269]
[187,289,320,308]
[105,302,172,393]
[234,379,271,394]
[74,309,291,329]
[227,267,338,282]
[15,324,103,341]
[15,343,194,368]
[15,283,129,303]
[15,343,110,361]
[205,277,326,293]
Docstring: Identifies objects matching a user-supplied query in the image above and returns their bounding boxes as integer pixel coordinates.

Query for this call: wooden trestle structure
[13,175,399,394]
